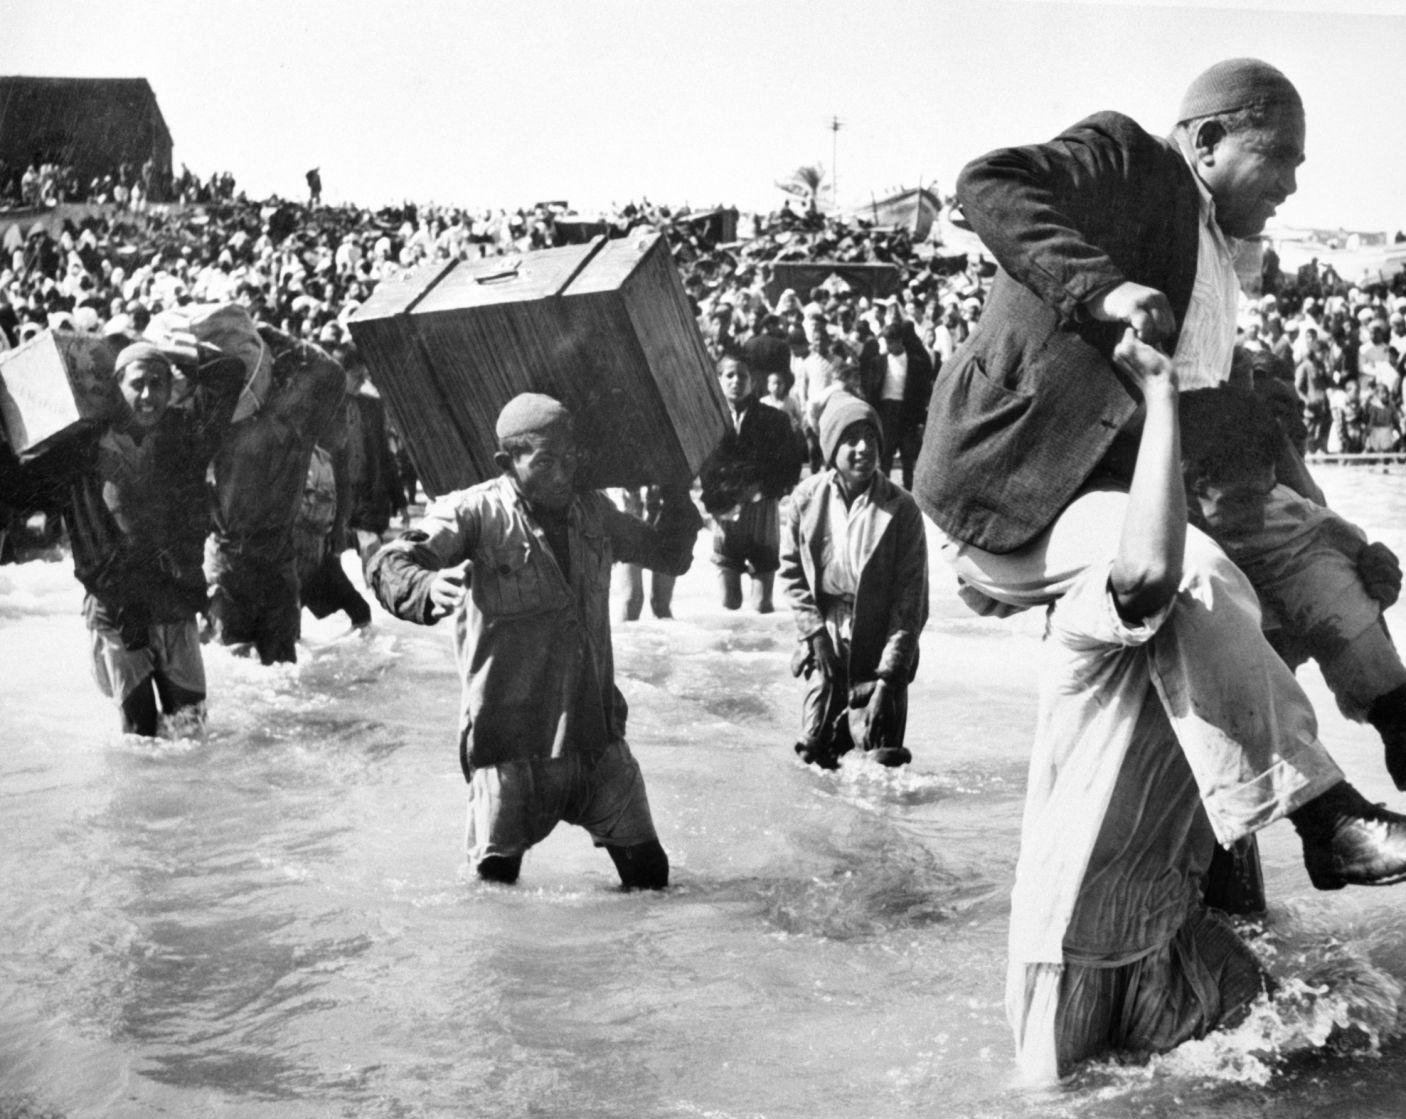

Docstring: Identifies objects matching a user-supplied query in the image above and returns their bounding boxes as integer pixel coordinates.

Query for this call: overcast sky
[5,0,1406,231]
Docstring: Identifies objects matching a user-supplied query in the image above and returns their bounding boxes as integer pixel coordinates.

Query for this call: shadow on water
[0,1099,67,1119]
[673,802,1004,942]
[693,689,776,724]
[130,929,380,1099]
[754,849,1001,941]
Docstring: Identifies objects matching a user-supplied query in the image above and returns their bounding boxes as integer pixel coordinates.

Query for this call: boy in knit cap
[368,393,702,888]
[779,392,929,769]
[2,340,247,734]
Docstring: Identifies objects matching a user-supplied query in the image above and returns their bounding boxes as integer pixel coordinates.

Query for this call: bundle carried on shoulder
[146,303,273,424]
[0,304,272,462]
[0,330,124,458]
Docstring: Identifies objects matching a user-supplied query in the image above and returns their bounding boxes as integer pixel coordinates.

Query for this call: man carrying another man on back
[913,57,1406,1073]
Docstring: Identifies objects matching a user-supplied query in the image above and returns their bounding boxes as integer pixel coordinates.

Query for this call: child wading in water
[778,392,929,769]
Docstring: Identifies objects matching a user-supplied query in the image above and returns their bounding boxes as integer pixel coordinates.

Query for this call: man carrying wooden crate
[368,393,702,888]
[3,341,245,735]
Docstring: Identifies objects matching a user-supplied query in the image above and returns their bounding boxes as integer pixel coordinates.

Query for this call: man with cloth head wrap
[2,339,247,735]
[368,393,702,888]
[909,59,1406,1076]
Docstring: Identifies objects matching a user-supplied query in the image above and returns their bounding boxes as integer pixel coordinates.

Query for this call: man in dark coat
[204,326,346,664]
[740,313,793,387]
[334,344,406,572]
[865,320,934,490]
[912,58,1406,889]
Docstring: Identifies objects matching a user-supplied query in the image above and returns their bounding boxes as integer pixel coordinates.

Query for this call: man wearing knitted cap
[779,392,928,770]
[2,339,247,735]
[367,393,702,889]
[910,59,1406,1068]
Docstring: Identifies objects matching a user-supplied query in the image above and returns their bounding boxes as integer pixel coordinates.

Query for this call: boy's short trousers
[89,616,206,705]
[1236,527,1383,651]
[712,497,781,575]
[465,739,659,866]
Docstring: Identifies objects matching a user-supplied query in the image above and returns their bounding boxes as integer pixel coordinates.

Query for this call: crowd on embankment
[3,175,1406,486]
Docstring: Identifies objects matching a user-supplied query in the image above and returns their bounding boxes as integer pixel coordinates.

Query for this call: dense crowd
[3,177,1406,466]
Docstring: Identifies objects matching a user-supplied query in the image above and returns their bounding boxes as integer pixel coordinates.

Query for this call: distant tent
[554,217,612,245]
[676,207,739,246]
[0,76,172,198]
[853,187,942,239]
[763,261,904,306]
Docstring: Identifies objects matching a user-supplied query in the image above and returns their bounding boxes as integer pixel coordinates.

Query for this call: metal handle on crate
[475,261,522,284]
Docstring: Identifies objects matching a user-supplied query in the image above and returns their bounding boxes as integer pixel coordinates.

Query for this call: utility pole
[826,115,844,211]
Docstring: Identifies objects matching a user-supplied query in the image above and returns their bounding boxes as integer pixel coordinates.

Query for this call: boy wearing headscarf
[368,393,702,888]
[778,392,929,770]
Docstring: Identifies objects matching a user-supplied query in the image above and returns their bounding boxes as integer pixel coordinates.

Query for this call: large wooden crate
[344,257,466,496]
[0,330,121,457]
[348,233,726,495]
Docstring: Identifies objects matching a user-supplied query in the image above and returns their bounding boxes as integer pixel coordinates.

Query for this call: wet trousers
[799,656,910,759]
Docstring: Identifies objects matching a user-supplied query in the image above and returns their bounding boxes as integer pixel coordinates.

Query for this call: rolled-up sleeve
[368,492,478,624]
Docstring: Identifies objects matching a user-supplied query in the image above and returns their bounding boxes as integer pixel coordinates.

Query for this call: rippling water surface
[3,464,1406,1118]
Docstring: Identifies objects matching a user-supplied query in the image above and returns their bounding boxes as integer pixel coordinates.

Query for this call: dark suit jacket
[912,111,1202,553]
[740,332,793,382]
[341,392,406,537]
[862,330,935,428]
[698,398,802,514]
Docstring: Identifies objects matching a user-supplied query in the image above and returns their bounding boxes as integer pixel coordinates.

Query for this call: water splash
[755,817,999,940]
[0,1094,68,1119]
[1064,910,1406,1103]
[0,559,83,618]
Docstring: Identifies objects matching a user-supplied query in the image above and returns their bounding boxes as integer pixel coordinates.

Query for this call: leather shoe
[1294,782,1406,890]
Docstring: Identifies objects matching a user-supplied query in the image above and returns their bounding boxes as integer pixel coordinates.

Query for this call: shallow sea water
[3,463,1406,1119]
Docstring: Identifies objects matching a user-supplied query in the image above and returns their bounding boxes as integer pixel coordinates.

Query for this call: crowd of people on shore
[0,157,242,211]
[3,157,1406,471]
[7,54,1406,1086]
